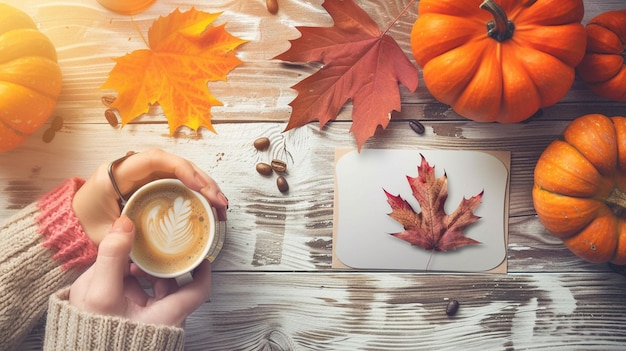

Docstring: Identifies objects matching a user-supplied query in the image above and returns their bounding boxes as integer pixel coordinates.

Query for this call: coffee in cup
[122,179,216,285]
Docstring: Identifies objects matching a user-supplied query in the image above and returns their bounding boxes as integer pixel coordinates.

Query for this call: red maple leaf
[274,0,418,150]
[384,154,482,253]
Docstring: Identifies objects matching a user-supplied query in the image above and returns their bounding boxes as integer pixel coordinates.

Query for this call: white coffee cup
[122,179,221,285]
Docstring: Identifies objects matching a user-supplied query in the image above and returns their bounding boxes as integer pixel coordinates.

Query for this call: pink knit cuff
[37,177,97,271]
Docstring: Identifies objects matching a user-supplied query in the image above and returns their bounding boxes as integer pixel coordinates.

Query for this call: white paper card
[335,149,509,272]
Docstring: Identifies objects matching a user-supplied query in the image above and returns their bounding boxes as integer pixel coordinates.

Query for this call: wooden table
[4,0,626,349]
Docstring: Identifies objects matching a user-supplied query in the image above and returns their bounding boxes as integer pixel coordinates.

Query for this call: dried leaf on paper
[384,154,483,253]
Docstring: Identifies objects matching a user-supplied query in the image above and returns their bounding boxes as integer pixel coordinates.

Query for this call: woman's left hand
[72,148,228,245]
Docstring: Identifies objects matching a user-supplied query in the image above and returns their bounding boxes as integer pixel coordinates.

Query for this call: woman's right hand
[69,215,212,327]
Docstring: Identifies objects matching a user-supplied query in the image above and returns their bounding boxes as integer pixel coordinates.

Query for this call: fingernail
[218,191,229,209]
[111,215,134,233]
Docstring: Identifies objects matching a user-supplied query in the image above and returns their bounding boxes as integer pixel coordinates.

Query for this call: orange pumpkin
[96,0,156,15]
[410,0,587,123]
[533,114,626,264]
[576,10,626,102]
[0,4,62,152]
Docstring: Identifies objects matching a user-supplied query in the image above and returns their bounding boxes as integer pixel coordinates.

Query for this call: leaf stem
[425,249,434,271]
[131,15,149,47]
[381,0,418,36]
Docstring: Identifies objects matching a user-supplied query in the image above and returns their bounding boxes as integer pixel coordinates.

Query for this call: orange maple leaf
[384,154,482,253]
[101,8,247,134]
[274,0,418,150]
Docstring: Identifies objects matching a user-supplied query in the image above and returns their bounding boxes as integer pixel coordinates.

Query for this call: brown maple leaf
[384,154,482,253]
[274,0,418,150]
[101,8,247,135]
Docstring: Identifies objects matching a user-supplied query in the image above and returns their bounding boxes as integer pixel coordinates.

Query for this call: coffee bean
[271,159,287,173]
[446,299,459,316]
[105,109,119,127]
[256,162,273,176]
[51,116,63,131]
[42,128,55,143]
[266,0,278,14]
[101,95,116,107]
[409,119,425,135]
[254,137,270,151]
[276,176,289,193]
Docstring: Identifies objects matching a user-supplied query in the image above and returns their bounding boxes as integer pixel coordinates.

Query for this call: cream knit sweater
[0,178,185,350]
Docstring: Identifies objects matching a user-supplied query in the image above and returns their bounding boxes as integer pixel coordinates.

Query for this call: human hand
[73,148,228,245]
[69,216,211,327]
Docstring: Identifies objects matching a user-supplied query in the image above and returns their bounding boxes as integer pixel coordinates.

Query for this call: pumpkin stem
[606,187,626,217]
[480,0,515,42]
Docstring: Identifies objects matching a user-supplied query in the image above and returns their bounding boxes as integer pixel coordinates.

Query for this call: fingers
[190,161,229,221]
[111,149,229,219]
[83,216,135,315]
[155,260,212,326]
[129,264,178,300]
[113,149,204,191]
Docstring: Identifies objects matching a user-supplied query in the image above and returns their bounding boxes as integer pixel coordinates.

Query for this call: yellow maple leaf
[101,7,247,134]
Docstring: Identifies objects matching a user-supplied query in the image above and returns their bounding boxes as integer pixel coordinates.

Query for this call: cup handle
[175,272,193,286]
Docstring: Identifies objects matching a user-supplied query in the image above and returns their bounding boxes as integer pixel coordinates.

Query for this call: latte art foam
[145,196,195,255]
[126,184,211,275]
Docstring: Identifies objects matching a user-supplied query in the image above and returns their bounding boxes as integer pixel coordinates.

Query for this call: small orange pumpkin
[533,114,626,264]
[410,0,587,123]
[0,4,62,152]
[96,0,156,15]
[576,10,626,102]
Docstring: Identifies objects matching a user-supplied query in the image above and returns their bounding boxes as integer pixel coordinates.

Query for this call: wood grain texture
[2,0,626,349]
[19,272,626,350]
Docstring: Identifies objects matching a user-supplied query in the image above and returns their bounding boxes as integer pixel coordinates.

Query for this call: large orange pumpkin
[533,114,626,264]
[0,4,62,152]
[576,10,626,102]
[410,0,587,123]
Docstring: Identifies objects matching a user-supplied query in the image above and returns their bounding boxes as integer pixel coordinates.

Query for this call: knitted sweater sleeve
[0,178,97,350]
[1,178,185,351]
[44,288,185,351]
